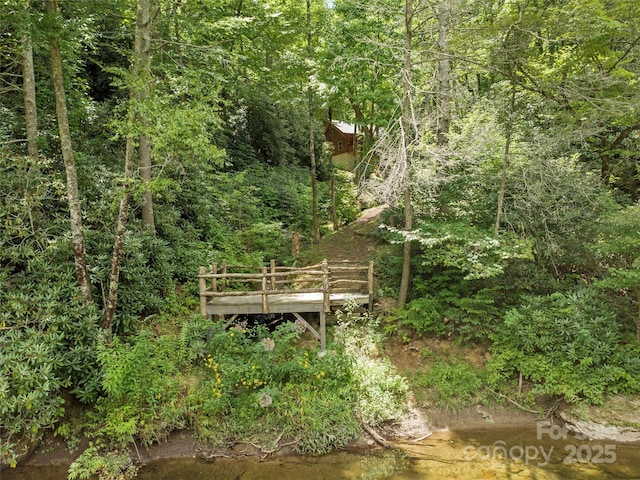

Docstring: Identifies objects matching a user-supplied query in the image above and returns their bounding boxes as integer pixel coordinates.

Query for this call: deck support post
[261,266,269,313]
[321,259,330,313]
[319,310,326,352]
[199,266,208,317]
[368,260,374,313]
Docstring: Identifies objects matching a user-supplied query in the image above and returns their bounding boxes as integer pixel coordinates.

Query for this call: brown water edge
[3,424,640,480]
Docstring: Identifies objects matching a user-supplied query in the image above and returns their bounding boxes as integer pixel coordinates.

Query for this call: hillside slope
[300,205,386,264]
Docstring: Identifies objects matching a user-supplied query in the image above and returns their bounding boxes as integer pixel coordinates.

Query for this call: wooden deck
[198,260,374,350]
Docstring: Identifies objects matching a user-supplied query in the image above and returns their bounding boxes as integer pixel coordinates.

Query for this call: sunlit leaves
[386,221,532,280]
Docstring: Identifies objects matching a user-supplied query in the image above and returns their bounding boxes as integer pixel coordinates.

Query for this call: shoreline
[17,404,540,468]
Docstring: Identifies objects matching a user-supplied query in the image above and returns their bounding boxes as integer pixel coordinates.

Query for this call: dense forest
[1,0,639,477]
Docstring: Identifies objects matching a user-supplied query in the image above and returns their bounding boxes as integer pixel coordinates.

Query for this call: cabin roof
[330,121,357,135]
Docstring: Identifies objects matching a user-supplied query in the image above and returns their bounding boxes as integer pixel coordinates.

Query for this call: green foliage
[414,358,486,412]
[0,153,104,465]
[323,170,361,227]
[595,203,640,337]
[389,221,533,281]
[488,289,640,404]
[0,154,68,275]
[92,332,187,446]
[186,319,361,453]
[178,304,409,455]
[0,328,65,468]
[379,220,520,344]
[398,286,501,345]
[224,93,309,168]
[397,296,448,337]
[68,445,137,480]
[334,303,410,427]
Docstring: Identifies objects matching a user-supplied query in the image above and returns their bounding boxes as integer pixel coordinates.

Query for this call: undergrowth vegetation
[64,305,409,478]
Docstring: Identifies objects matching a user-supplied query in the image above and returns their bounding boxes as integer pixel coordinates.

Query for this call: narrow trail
[301,205,386,264]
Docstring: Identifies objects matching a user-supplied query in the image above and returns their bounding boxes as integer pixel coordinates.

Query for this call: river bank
[10,410,640,480]
[9,404,557,468]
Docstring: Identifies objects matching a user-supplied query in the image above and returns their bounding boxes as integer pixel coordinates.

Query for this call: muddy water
[3,427,640,479]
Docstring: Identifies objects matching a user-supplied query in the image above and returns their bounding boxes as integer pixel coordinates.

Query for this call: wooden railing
[198,259,374,316]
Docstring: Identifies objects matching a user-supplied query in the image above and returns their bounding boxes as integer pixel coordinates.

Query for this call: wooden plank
[199,266,208,316]
[270,259,277,289]
[199,259,375,351]
[322,259,330,312]
[200,270,326,279]
[261,266,268,313]
[292,312,320,341]
[320,310,326,351]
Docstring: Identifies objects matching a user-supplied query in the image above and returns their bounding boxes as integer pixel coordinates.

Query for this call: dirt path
[300,205,386,264]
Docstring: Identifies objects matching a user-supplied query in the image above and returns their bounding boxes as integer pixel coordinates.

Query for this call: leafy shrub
[391,221,533,281]
[68,445,137,480]
[398,296,447,337]
[0,154,102,462]
[414,358,486,411]
[180,303,410,454]
[0,328,65,467]
[334,302,409,427]
[238,222,287,262]
[395,286,502,345]
[91,332,187,446]
[488,288,640,403]
[185,318,361,453]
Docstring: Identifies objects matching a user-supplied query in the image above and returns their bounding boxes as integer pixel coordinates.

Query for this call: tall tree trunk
[103,0,152,335]
[307,0,320,243]
[636,290,640,342]
[139,0,156,233]
[494,86,516,234]
[398,186,412,308]
[435,2,451,146]
[309,87,320,243]
[46,0,92,304]
[103,138,136,335]
[398,0,414,308]
[330,173,339,231]
[21,28,38,159]
[140,135,155,232]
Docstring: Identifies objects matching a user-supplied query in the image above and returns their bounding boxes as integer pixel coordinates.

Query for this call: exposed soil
[299,205,386,264]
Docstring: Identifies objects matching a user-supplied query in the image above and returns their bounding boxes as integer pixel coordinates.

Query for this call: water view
[4,427,639,480]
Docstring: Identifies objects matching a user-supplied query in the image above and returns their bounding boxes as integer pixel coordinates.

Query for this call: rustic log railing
[198,259,374,350]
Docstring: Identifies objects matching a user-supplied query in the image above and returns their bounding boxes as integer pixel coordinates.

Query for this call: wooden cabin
[324,121,359,171]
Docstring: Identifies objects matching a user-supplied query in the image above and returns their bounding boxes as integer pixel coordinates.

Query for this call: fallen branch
[544,398,563,419]
[242,432,301,459]
[489,388,539,414]
[197,448,235,459]
[412,431,433,442]
[361,423,392,448]
[396,450,456,464]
